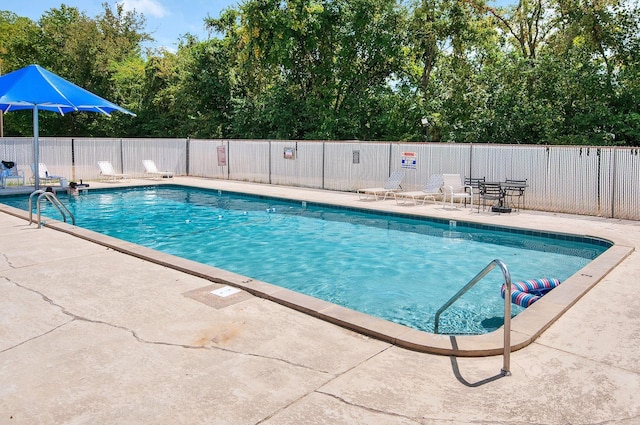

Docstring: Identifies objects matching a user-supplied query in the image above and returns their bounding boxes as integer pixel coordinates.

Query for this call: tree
[2,0,638,144]
[209,0,407,140]
[0,4,147,137]
[0,11,41,71]
[0,12,43,136]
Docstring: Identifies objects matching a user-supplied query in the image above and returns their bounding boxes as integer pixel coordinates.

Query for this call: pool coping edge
[0,193,633,357]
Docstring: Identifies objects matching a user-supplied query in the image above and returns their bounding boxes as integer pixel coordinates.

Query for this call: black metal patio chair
[504,179,527,212]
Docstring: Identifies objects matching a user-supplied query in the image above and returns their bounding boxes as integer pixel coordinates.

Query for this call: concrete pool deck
[1,177,640,424]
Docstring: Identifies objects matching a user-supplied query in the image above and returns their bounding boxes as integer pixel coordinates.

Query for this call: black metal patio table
[480,181,528,213]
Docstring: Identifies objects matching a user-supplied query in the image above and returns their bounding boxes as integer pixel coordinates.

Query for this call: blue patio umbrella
[0,64,135,189]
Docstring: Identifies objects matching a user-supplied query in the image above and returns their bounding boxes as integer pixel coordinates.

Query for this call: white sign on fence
[401,152,417,169]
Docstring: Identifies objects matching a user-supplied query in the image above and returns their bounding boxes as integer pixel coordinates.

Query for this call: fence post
[227,139,230,180]
[322,141,326,190]
[388,142,392,176]
[596,148,602,216]
[269,140,272,185]
[469,144,474,180]
[185,137,190,176]
[611,147,617,218]
[71,138,75,181]
[119,138,124,173]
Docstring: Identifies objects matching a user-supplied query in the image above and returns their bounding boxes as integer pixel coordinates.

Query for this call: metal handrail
[28,190,43,224]
[434,259,512,376]
[29,190,75,228]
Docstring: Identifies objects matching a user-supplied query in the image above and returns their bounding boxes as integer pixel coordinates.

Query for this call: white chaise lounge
[98,161,130,182]
[142,160,174,179]
[357,170,405,201]
[394,174,444,205]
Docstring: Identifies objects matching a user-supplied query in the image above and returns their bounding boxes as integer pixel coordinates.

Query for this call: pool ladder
[434,259,513,376]
[29,190,75,229]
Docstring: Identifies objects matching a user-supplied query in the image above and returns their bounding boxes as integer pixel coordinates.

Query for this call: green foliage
[1,0,639,144]
[0,3,145,137]
[221,0,408,140]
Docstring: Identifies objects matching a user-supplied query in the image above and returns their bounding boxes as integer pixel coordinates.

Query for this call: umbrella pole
[34,105,39,191]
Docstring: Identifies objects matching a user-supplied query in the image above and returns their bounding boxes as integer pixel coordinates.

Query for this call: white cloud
[117,0,169,18]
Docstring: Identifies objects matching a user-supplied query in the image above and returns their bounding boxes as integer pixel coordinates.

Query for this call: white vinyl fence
[2,137,639,220]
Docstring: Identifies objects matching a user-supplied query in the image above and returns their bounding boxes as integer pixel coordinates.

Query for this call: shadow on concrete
[449,336,508,387]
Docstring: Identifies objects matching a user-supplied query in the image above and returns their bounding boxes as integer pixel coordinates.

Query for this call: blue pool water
[2,186,609,334]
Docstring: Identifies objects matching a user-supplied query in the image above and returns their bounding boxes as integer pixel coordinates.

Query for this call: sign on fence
[217,146,227,166]
[401,152,417,169]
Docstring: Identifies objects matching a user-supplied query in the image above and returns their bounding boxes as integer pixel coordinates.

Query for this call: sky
[2,0,239,51]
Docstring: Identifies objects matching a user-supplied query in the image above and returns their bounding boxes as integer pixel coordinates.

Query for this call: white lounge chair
[357,170,405,201]
[394,174,444,205]
[441,173,473,209]
[30,163,64,185]
[142,160,174,179]
[98,161,130,182]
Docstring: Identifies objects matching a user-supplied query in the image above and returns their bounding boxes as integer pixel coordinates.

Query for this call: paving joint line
[255,344,396,424]
[1,275,335,375]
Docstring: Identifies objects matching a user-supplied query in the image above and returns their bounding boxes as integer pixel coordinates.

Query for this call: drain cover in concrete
[183,284,252,309]
[211,286,241,297]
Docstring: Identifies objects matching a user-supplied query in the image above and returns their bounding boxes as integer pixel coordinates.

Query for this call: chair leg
[509,194,524,212]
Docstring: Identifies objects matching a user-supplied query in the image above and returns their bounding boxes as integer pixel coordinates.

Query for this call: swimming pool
[2,185,610,335]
